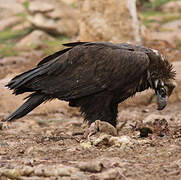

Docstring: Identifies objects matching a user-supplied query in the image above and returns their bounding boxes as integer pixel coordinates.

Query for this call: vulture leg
[73,91,118,138]
[78,91,118,126]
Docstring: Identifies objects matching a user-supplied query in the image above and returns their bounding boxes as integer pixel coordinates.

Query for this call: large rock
[17,30,54,48]
[0,0,27,32]
[161,1,181,13]
[78,0,141,43]
[27,0,79,37]
[0,0,25,18]
[0,16,24,31]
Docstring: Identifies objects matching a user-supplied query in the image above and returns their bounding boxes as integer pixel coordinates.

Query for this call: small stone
[142,109,149,113]
[0,149,6,155]
[0,123,3,130]
[80,141,92,149]
[91,167,123,180]
[139,127,153,137]
[109,135,132,147]
[152,118,169,137]
[139,115,170,137]
[78,160,103,173]
[34,165,59,177]
[34,165,46,176]
[92,133,110,146]
[143,114,171,124]
[0,168,20,179]
[19,166,34,176]
[56,166,76,176]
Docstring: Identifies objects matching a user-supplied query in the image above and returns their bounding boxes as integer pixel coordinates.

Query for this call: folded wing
[7,43,150,101]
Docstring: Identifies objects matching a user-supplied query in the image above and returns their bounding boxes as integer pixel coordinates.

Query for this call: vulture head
[148,50,176,110]
[154,79,176,110]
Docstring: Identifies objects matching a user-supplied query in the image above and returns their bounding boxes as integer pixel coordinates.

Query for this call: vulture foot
[84,120,117,139]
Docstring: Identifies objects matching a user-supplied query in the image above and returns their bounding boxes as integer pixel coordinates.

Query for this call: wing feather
[20,43,150,100]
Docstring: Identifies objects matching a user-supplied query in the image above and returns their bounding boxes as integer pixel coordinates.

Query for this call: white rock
[27,0,79,36]
[92,133,110,146]
[109,135,133,147]
[80,141,92,149]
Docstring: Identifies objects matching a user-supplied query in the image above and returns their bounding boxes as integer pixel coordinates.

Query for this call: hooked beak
[154,80,168,110]
[155,89,168,110]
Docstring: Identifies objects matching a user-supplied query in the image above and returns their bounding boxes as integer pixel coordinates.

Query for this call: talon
[83,121,99,139]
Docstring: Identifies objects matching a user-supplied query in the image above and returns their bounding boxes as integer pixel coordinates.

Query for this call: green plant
[0,27,33,43]
[0,44,18,57]
[23,1,30,10]
[141,0,171,10]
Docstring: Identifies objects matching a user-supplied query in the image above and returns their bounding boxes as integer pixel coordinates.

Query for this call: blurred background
[0,0,181,57]
[0,0,181,114]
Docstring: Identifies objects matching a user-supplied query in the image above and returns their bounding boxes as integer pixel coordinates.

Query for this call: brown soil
[0,46,181,180]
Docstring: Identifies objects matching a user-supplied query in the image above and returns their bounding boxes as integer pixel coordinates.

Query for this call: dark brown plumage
[5,42,176,127]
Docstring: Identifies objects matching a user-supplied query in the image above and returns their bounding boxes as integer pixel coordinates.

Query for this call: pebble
[78,160,103,173]
[80,141,92,149]
[109,135,133,147]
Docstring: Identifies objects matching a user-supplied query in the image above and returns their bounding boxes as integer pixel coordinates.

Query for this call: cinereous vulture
[4,42,176,132]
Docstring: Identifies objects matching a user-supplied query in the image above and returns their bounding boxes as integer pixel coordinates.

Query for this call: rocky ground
[0,82,181,179]
[0,0,181,179]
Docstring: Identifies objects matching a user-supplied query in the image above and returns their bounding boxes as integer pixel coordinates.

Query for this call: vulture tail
[4,93,47,121]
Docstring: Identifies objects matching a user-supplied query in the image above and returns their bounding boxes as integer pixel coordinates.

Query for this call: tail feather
[4,93,47,121]
[7,67,47,90]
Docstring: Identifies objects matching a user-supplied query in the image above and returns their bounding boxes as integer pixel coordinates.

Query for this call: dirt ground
[0,47,181,180]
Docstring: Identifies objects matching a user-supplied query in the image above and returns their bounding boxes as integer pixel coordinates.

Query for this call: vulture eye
[159,87,167,97]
